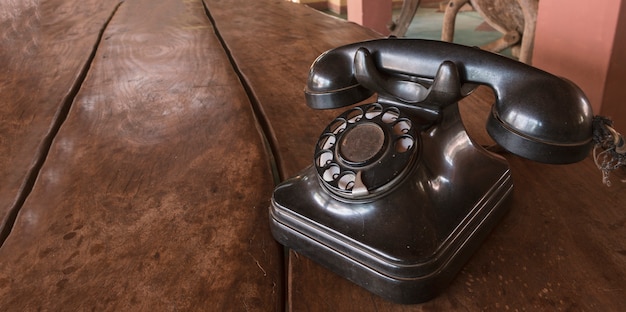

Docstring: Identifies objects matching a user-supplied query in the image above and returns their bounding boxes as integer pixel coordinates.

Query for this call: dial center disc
[339,122,385,163]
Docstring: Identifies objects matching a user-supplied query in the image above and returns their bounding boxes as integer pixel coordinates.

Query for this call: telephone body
[269,38,593,304]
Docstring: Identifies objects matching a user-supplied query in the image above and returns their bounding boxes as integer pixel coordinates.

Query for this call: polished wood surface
[204,0,380,181]
[0,0,119,240]
[0,0,282,310]
[1,0,624,310]
[206,0,626,310]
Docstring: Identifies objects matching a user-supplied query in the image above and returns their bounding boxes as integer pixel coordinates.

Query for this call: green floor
[323,7,510,56]
[401,8,500,47]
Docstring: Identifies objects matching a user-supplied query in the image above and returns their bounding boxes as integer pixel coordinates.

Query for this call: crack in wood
[0,1,125,247]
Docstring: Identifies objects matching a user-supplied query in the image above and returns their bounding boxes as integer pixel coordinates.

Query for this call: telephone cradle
[269,38,595,304]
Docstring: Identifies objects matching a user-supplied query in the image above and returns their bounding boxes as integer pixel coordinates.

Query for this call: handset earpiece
[304,38,594,164]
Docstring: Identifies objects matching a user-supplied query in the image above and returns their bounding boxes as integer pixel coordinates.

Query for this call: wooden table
[0,0,282,310]
[1,0,625,310]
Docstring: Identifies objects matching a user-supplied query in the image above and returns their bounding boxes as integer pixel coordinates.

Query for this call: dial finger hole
[346,108,364,123]
[329,118,347,134]
[365,104,382,119]
[318,133,336,150]
[393,119,412,135]
[337,173,356,191]
[322,165,340,182]
[317,151,334,167]
[382,108,400,123]
[395,136,415,153]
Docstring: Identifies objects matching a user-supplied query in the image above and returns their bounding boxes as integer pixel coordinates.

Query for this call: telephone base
[270,101,515,303]
[269,37,594,303]
[270,166,512,304]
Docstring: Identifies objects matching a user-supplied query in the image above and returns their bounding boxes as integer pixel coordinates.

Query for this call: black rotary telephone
[269,38,597,304]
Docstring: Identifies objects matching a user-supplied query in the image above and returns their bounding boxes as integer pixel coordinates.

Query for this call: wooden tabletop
[0,0,282,310]
[206,0,626,311]
[0,0,120,242]
[1,0,624,310]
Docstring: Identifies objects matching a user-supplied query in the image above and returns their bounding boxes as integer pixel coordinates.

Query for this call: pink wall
[533,0,621,115]
[601,1,626,133]
[347,0,392,35]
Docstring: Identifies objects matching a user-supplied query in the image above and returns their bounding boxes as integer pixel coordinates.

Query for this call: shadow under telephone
[268,38,609,304]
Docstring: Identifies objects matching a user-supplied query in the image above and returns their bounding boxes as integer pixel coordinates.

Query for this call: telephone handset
[269,38,594,304]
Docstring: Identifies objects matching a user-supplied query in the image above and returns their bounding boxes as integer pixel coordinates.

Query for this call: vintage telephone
[269,38,596,304]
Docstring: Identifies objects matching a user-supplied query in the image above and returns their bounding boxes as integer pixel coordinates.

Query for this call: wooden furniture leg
[442,0,470,42]
[481,29,520,52]
[444,0,537,64]
[388,0,421,37]
[516,0,538,64]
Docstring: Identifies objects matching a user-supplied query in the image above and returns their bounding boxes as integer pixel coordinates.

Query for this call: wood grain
[0,0,120,241]
[205,0,626,310]
[203,0,381,180]
[0,0,282,310]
